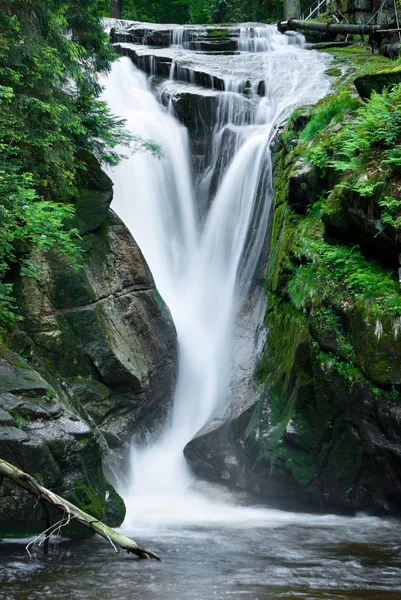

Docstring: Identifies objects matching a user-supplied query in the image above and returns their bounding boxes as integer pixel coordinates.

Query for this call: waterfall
[238,24,303,52]
[101,26,330,518]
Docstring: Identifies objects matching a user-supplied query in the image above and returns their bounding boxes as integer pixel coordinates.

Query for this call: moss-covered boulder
[354,65,401,99]
[0,353,125,537]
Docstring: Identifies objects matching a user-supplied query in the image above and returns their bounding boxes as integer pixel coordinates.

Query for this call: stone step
[111,24,239,52]
[114,43,267,96]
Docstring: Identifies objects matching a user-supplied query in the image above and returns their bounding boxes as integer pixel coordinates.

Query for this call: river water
[1,488,401,599]
[2,23,400,600]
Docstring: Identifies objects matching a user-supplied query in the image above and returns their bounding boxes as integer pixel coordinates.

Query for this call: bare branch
[0,458,161,561]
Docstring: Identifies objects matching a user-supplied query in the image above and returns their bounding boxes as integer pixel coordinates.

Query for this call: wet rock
[354,66,401,99]
[111,24,238,52]
[114,43,227,89]
[1,156,176,535]
[13,178,177,475]
[0,357,51,395]
[0,407,14,426]
[0,354,126,536]
[158,83,220,173]
[287,157,324,213]
[184,410,254,489]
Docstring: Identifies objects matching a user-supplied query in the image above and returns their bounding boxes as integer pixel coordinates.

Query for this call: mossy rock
[198,86,401,514]
[68,188,113,236]
[354,66,401,99]
[348,302,401,385]
[104,480,126,527]
[0,352,51,395]
[326,67,342,76]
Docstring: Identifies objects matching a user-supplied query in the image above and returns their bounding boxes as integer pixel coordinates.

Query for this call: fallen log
[0,458,161,561]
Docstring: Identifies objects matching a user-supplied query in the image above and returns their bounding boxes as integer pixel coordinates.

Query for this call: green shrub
[330,85,401,172]
[286,225,401,317]
[0,1,130,333]
[302,84,401,229]
[300,91,359,145]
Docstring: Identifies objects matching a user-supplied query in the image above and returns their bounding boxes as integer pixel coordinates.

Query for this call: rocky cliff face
[0,160,177,536]
[185,49,401,516]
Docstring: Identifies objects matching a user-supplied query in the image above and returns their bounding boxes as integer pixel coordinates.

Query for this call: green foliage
[379,195,401,228]
[270,80,401,334]
[0,1,119,198]
[118,0,284,24]
[300,91,359,145]
[42,390,56,402]
[303,83,401,230]
[10,409,29,430]
[286,216,401,317]
[0,0,129,332]
[313,306,356,359]
[314,342,365,385]
[331,85,401,168]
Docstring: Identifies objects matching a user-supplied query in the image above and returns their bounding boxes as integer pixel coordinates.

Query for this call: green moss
[313,341,366,386]
[326,67,341,77]
[104,479,126,527]
[354,65,401,99]
[65,436,107,534]
[245,298,311,465]
[265,297,309,394]
[206,27,229,38]
[246,50,401,507]
[273,445,317,489]
[255,354,269,383]
[322,44,391,73]
[69,485,103,519]
[322,427,363,495]
[153,286,166,312]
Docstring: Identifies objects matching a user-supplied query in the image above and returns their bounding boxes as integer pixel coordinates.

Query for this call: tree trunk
[0,459,161,561]
[111,1,122,18]
[284,0,301,20]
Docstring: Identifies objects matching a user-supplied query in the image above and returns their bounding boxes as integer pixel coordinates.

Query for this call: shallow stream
[1,485,401,600]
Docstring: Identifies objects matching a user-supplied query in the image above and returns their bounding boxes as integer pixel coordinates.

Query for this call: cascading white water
[238,24,303,52]
[101,26,330,522]
[171,26,185,48]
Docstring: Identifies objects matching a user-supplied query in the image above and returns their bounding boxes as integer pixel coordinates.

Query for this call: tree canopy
[105,0,286,25]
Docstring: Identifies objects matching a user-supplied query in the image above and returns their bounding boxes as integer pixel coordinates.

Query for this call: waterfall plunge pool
[1,484,401,600]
